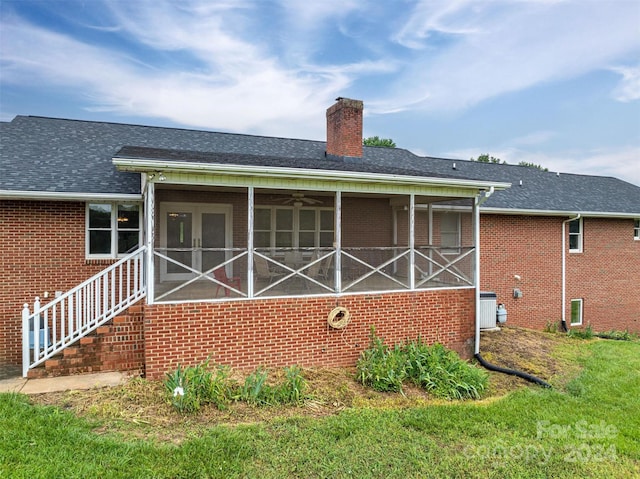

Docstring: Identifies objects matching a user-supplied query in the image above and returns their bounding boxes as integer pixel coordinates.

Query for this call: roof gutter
[113,157,511,191]
[481,207,639,219]
[0,190,142,202]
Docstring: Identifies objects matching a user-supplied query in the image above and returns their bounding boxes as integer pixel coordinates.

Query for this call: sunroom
[113,146,506,304]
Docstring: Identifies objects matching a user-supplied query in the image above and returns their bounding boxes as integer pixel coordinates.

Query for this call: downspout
[561,214,581,332]
[472,187,551,388]
[474,187,494,356]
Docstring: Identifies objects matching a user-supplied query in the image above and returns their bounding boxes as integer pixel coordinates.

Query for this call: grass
[1,336,639,478]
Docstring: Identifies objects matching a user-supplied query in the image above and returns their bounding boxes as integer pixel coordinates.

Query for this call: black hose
[474,353,552,388]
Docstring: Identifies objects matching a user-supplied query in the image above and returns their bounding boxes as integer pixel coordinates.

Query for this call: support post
[22,303,30,378]
[145,180,155,304]
[335,191,342,293]
[247,186,254,298]
[409,194,415,289]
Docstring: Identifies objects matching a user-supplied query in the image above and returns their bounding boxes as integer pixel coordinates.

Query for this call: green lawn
[1,339,639,478]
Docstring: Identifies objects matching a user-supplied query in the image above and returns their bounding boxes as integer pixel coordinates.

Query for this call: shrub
[357,332,487,400]
[240,368,272,406]
[595,330,638,341]
[275,365,307,405]
[356,333,407,393]
[163,359,235,413]
[567,324,594,339]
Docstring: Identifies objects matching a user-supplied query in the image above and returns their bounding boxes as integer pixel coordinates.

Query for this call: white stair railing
[22,246,146,377]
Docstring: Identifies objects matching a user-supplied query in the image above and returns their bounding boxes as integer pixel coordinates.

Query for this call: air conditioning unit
[479,292,497,329]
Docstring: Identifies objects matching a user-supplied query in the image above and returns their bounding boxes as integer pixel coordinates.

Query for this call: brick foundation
[143,288,475,379]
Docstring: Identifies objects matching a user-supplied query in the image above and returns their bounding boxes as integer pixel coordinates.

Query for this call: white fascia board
[481,207,640,219]
[0,190,142,202]
[113,157,511,191]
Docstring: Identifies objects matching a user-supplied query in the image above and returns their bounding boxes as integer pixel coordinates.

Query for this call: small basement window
[87,203,141,258]
[570,299,583,326]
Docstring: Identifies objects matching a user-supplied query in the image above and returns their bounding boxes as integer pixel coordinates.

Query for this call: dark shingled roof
[2,115,639,215]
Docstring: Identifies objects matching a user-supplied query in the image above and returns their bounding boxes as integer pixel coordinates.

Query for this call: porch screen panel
[201,213,226,272]
[166,211,193,273]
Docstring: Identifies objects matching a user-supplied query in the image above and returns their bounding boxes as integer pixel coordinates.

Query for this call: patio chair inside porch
[213,268,242,297]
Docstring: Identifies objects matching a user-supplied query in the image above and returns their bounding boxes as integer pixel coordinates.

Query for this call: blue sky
[1,0,639,185]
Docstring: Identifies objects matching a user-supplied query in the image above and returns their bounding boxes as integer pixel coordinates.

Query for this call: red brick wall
[0,200,114,368]
[566,218,640,331]
[480,214,640,332]
[143,288,475,379]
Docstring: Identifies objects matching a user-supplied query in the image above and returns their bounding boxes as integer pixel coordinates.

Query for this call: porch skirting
[143,288,475,380]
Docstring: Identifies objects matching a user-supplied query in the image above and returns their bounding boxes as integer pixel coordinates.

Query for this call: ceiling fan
[280,193,323,206]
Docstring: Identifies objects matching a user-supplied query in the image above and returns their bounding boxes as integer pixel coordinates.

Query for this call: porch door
[160,203,232,281]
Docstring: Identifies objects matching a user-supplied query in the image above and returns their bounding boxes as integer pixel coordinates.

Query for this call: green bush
[164,361,308,412]
[567,324,594,339]
[357,332,488,400]
[163,359,235,413]
[275,365,307,405]
[595,329,638,341]
[356,334,407,392]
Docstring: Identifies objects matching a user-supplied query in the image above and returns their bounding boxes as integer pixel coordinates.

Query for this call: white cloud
[609,65,640,102]
[375,0,640,114]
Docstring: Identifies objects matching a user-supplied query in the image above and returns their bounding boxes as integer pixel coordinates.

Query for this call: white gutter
[561,214,581,328]
[474,187,494,355]
[481,207,639,219]
[0,190,142,201]
[113,157,511,191]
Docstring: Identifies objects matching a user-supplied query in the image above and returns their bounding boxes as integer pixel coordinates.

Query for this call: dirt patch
[29,327,582,441]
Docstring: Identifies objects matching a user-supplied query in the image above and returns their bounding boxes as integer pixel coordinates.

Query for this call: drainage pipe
[474,353,552,388]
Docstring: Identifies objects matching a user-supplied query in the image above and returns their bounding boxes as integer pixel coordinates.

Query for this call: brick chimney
[326,97,363,158]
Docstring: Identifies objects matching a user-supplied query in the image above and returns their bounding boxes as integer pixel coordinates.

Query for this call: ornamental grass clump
[164,360,307,413]
[357,329,488,400]
[163,359,235,413]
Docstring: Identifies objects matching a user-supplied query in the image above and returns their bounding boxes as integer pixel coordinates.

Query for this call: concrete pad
[16,372,127,395]
[0,377,28,393]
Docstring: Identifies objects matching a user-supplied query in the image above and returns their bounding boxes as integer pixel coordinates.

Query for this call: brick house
[1,98,638,379]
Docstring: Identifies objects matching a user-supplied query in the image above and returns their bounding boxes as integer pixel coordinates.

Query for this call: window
[570,299,583,326]
[87,203,141,258]
[254,207,334,250]
[635,219,639,240]
[569,218,582,252]
[441,212,461,254]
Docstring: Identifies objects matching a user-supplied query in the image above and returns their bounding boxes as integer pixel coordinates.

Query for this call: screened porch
[148,186,476,303]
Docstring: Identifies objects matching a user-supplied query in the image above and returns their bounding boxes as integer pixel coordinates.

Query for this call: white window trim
[86,202,142,259]
[569,218,583,253]
[634,219,640,241]
[255,205,334,252]
[570,298,583,326]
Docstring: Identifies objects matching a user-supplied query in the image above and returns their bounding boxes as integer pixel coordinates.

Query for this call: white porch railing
[22,246,147,377]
